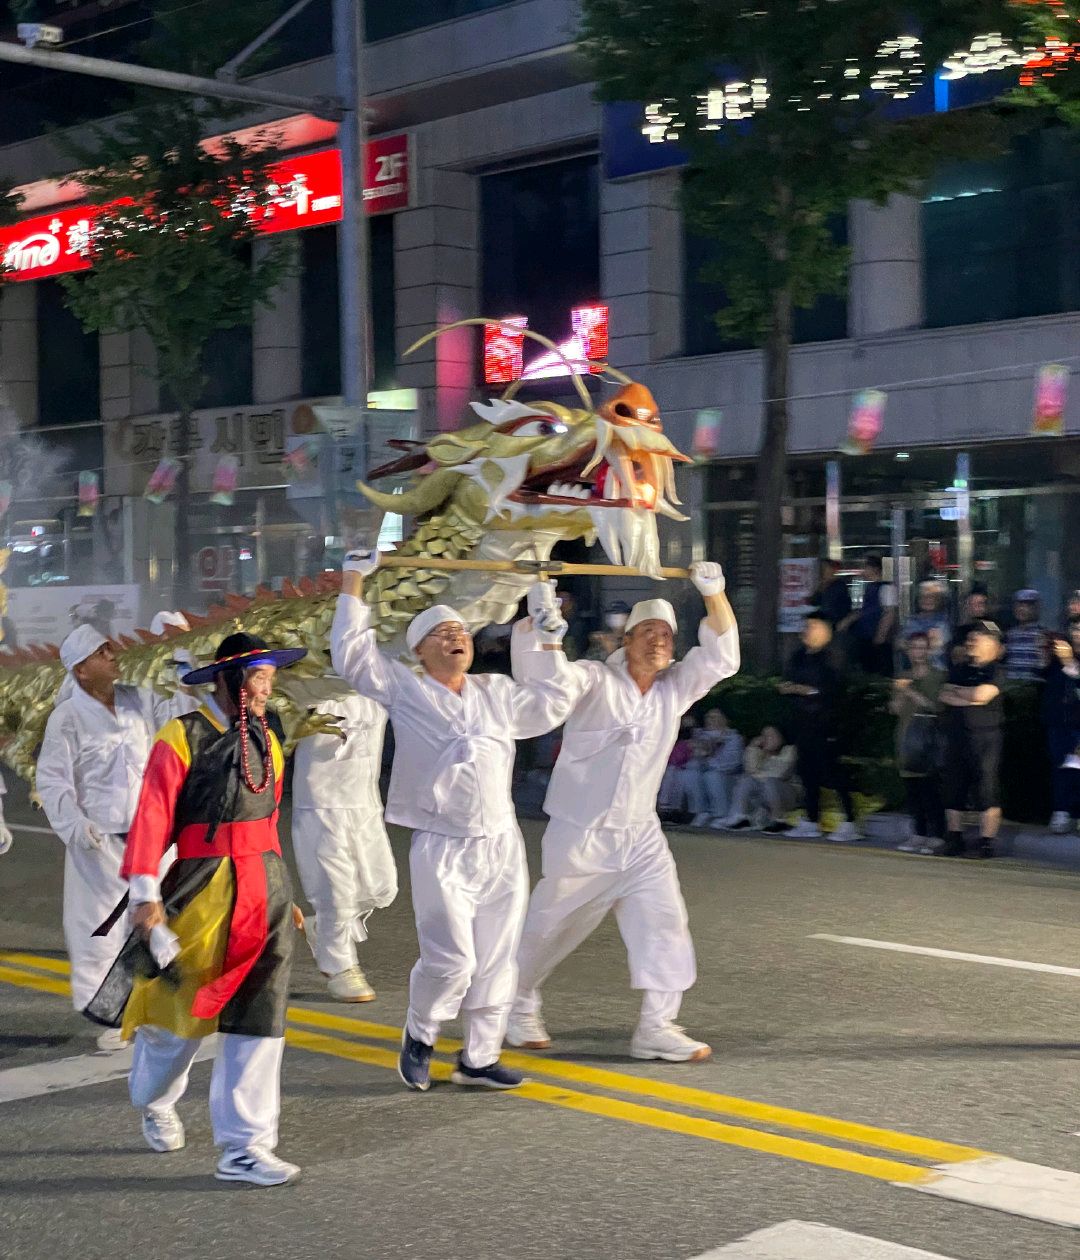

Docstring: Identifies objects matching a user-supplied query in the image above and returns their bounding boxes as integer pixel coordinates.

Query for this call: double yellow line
[0,951,989,1186]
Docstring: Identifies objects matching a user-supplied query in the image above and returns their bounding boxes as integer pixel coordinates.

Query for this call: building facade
[2,0,1079,644]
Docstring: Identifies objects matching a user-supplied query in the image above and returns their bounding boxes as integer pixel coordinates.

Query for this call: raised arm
[670,562,742,710]
[331,551,405,709]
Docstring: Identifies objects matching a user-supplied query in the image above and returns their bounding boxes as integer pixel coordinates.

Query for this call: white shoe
[142,1106,185,1153]
[96,1027,129,1052]
[630,1022,711,1063]
[505,1011,551,1050]
[897,834,923,852]
[327,966,375,1003]
[1049,811,1070,835]
[690,812,712,827]
[786,819,821,839]
[215,1147,301,1187]
[830,821,862,843]
[919,837,943,855]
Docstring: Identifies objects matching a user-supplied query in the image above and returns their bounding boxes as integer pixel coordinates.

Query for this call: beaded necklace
[237,686,273,794]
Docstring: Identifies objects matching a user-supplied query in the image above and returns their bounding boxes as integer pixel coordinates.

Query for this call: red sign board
[0,136,409,283]
[363,134,411,215]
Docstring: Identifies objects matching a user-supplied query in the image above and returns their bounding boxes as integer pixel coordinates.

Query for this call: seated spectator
[1041,626,1080,834]
[891,631,946,854]
[682,707,746,825]
[949,583,992,664]
[850,553,898,677]
[903,581,951,670]
[718,725,798,833]
[658,715,696,815]
[1005,589,1046,681]
[941,620,1005,858]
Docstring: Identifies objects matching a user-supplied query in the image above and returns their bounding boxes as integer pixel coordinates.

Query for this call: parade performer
[85,632,307,1186]
[291,681,397,1002]
[507,561,739,1062]
[331,550,574,1093]
[0,769,13,857]
[36,625,197,1049]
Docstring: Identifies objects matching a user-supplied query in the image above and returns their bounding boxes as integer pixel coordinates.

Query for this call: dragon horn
[590,362,635,386]
[405,318,595,411]
[357,467,460,514]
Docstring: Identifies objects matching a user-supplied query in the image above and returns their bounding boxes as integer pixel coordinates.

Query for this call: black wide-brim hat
[181,631,307,685]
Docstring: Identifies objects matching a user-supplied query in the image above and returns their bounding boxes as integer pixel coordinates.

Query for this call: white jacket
[527,623,740,830]
[37,682,197,843]
[293,690,387,815]
[330,594,574,837]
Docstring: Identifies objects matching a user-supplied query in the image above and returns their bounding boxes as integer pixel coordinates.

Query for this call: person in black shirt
[810,559,852,628]
[780,615,860,842]
[948,583,991,665]
[940,619,1005,858]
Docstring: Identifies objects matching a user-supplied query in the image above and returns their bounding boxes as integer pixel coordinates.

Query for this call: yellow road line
[284,1006,987,1165]
[0,951,73,977]
[0,963,71,998]
[284,1025,932,1185]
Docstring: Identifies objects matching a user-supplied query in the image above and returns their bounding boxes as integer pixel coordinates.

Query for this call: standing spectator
[949,583,992,664]
[780,615,861,842]
[719,725,798,833]
[903,581,951,670]
[941,620,1005,859]
[891,631,946,854]
[810,558,852,628]
[683,707,746,825]
[1004,589,1046,681]
[1062,590,1080,630]
[585,601,631,661]
[1041,627,1080,833]
[850,553,898,676]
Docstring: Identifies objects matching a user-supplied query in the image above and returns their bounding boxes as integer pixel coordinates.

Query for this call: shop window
[481,155,601,357]
[37,279,101,428]
[683,217,848,356]
[923,126,1080,328]
[300,217,397,398]
[366,0,513,41]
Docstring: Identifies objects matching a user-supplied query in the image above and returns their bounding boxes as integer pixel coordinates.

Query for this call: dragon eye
[512,418,568,438]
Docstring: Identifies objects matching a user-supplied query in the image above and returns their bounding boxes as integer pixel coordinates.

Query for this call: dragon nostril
[613,403,633,419]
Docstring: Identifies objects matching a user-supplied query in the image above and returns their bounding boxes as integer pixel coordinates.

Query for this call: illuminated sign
[483,305,610,385]
[1,137,410,283]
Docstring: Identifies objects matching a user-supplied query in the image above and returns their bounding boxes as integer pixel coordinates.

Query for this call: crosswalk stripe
[688,1220,959,1258]
[0,1039,217,1104]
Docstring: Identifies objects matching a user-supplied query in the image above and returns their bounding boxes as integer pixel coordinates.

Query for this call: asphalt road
[0,775,1078,1260]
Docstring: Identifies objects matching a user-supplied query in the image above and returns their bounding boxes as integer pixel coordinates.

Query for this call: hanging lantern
[145,457,181,504]
[77,470,100,517]
[210,454,239,506]
[840,389,886,455]
[1033,364,1068,436]
[691,408,722,461]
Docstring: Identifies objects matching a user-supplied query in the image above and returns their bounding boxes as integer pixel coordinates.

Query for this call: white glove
[343,549,379,576]
[690,560,726,596]
[0,823,12,856]
[526,580,563,633]
[75,822,107,851]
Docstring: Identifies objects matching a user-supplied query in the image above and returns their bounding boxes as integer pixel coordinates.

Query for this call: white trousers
[406,827,529,1069]
[514,818,696,1027]
[292,806,398,975]
[63,836,129,1011]
[129,1025,284,1155]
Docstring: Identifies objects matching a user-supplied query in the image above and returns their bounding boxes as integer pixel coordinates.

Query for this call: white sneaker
[630,1022,711,1062]
[1049,811,1071,835]
[690,812,712,827]
[786,819,821,839]
[897,835,923,852]
[96,1027,129,1052]
[142,1106,185,1153]
[505,1011,551,1050]
[215,1147,301,1187]
[830,820,862,843]
[327,966,375,1003]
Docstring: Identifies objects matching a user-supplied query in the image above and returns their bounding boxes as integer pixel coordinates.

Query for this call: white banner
[6,584,141,649]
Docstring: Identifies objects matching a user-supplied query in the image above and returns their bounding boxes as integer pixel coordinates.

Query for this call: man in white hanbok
[36,625,197,1048]
[291,681,397,1001]
[331,550,573,1092]
[508,561,739,1062]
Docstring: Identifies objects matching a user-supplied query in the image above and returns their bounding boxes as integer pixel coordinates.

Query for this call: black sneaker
[398,1028,433,1092]
[762,820,791,834]
[966,839,995,860]
[450,1055,525,1090]
[942,833,965,858]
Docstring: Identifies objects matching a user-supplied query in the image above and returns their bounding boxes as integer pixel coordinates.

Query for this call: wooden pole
[378,555,691,579]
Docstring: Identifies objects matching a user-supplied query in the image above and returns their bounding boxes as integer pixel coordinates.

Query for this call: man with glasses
[331,552,575,1092]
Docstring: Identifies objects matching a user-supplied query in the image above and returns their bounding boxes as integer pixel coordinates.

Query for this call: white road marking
[689,1221,958,1258]
[913,1157,1080,1231]
[810,934,1080,979]
[0,1037,217,1104]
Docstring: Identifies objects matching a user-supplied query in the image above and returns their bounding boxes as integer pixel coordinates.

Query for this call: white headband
[59,624,109,672]
[625,598,677,634]
[406,604,467,652]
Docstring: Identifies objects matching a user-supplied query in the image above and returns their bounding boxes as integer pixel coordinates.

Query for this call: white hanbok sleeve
[499,619,592,738]
[667,622,741,713]
[147,685,200,730]
[330,592,407,710]
[36,707,89,848]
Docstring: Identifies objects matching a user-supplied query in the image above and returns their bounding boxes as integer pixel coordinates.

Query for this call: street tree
[56,1,294,607]
[579,0,1080,670]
